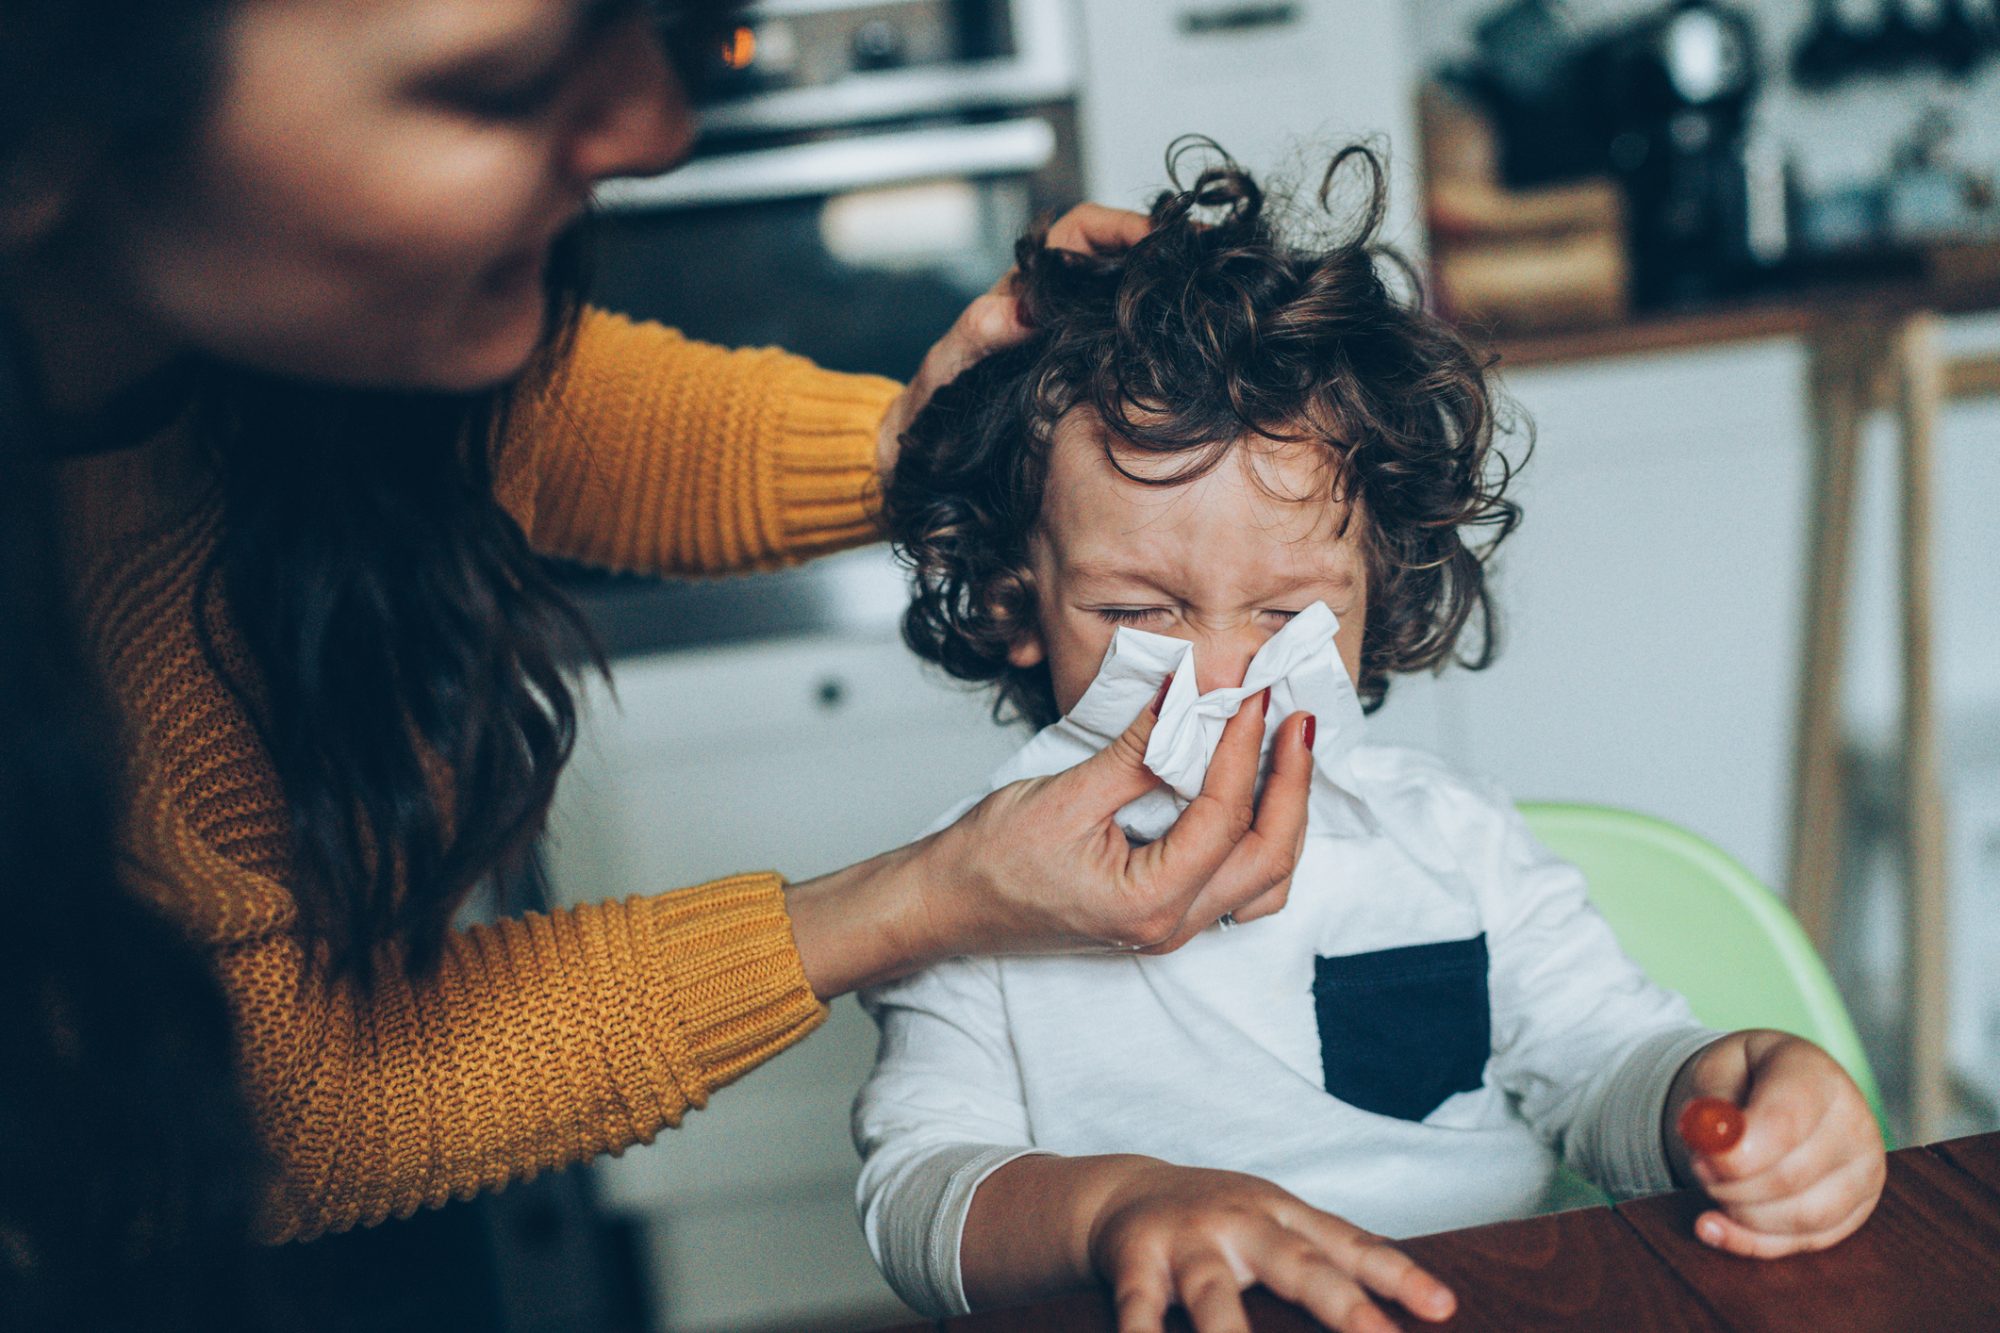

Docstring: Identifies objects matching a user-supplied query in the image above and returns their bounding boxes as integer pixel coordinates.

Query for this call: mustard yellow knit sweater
[54,310,902,1243]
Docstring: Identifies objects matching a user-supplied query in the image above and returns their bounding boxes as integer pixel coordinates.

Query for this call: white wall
[1073,0,1426,252]
[1372,320,2000,871]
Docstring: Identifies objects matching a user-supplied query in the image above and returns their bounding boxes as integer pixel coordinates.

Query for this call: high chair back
[1522,802,1889,1142]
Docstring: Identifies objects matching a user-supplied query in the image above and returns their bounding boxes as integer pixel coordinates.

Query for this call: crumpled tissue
[985,601,1374,842]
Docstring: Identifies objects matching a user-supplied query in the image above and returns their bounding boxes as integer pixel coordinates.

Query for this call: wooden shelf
[1485,254,2000,370]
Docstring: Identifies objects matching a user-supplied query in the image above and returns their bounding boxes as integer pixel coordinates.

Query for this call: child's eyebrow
[1064,560,1358,598]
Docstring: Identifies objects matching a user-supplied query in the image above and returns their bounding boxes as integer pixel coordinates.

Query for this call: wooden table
[873,1133,2000,1332]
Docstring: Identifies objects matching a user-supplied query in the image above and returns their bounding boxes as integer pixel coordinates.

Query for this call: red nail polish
[1261,689,1272,719]
[1150,674,1174,717]
[1301,714,1316,750]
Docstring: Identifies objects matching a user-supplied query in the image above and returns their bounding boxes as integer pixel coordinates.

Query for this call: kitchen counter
[1491,247,2000,370]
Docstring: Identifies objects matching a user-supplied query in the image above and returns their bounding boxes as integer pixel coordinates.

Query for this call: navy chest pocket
[1312,934,1491,1122]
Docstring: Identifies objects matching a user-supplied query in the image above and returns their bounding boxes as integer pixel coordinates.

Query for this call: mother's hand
[927,690,1313,957]
[874,202,1151,476]
[786,690,1313,997]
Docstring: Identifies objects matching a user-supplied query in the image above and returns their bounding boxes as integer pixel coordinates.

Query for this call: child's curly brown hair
[885,140,1523,728]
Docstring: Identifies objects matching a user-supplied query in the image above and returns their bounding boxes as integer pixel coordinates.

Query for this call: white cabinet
[544,630,1020,1332]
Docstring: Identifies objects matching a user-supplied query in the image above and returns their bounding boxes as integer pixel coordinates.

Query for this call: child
[856,146,1885,1333]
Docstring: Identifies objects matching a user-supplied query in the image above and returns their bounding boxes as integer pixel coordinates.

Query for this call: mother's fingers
[1138,710,1314,950]
[1045,201,1152,255]
[1207,711,1315,927]
[1054,679,1169,817]
[1128,695,1271,950]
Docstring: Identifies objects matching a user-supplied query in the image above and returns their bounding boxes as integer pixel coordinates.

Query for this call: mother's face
[98,0,691,390]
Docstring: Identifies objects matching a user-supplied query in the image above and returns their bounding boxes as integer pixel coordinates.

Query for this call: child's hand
[1086,1161,1455,1333]
[1665,1030,1886,1258]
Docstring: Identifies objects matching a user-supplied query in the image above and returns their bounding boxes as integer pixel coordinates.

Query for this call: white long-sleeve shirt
[854,617,1718,1318]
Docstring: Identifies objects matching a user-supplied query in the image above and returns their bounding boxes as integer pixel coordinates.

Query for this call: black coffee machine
[1583,0,1763,308]
[1465,0,1767,310]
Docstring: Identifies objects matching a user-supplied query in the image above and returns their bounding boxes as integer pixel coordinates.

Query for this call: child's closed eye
[1091,607,1304,626]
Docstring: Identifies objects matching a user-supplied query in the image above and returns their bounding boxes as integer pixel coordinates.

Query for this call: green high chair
[1520,803,1890,1209]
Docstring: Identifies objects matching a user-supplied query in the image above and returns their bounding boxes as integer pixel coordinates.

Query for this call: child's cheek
[1051,614,1117,715]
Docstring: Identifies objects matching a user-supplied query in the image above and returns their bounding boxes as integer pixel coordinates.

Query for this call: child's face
[1008,412,1369,715]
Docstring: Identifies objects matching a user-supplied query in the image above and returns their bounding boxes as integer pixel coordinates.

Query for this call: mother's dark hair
[6,0,748,981]
[887,141,1524,728]
[0,331,267,1328]
[3,4,259,1326]
[0,1,728,1322]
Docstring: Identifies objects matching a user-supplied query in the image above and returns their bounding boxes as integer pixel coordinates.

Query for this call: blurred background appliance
[1440,0,1773,314]
[1792,0,1996,90]
[1433,0,2000,332]
[588,0,1082,381]
[1585,0,1766,307]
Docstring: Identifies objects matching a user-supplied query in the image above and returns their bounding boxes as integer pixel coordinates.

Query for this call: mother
[1,0,1312,1252]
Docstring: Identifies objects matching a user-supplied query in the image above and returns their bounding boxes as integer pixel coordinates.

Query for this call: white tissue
[986,601,1374,842]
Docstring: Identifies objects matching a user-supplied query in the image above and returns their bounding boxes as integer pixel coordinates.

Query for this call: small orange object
[1678,1096,1745,1155]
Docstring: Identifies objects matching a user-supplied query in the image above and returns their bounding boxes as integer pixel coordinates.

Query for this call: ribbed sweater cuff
[766,367,900,558]
[642,874,828,1099]
[1579,1026,1727,1199]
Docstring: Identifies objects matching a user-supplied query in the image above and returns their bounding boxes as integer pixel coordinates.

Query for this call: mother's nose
[567,18,696,187]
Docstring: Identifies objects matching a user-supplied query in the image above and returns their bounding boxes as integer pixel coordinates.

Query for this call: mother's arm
[496,204,1152,577]
[499,310,900,576]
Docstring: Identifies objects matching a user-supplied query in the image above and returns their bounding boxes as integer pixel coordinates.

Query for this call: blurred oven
[587,0,1083,380]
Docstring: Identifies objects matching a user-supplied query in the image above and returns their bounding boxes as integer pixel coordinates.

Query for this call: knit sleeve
[496,307,902,575]
[121,778,827,1243]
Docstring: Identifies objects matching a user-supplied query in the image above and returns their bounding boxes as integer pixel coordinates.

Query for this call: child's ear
[994,566,1045,670]
[1006,630,1047,670]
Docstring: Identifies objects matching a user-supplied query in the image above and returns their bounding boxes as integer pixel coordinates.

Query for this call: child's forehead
[1039,412,1364,582]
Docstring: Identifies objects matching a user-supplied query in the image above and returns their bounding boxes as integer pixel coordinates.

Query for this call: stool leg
[1895,314,1953,1143]
[1789,332,1869,955]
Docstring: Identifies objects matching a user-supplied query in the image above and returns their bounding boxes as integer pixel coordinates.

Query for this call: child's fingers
[1701,1058,1835,1183]
[1251,1240,1399,1333]
[1696,1185,1877,1259]
[1276,1271,1401,1333]
[1295,1215,1457,1323]
[1173,1228,1400,1333]
[1113,1260,1175,1333]
[1697,1116,1845,1200]
[1709,1150,1881,1236]
[1175,1254,1254,1333]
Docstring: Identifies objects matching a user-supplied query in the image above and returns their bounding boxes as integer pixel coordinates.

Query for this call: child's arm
[854,955,1045,1317]
[1470,795,1726,1198]
[1661,1029,1886,1257]
[1467,788,1885,1249]
[962,1154,1456,1333]
[854,951,1453,1333]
